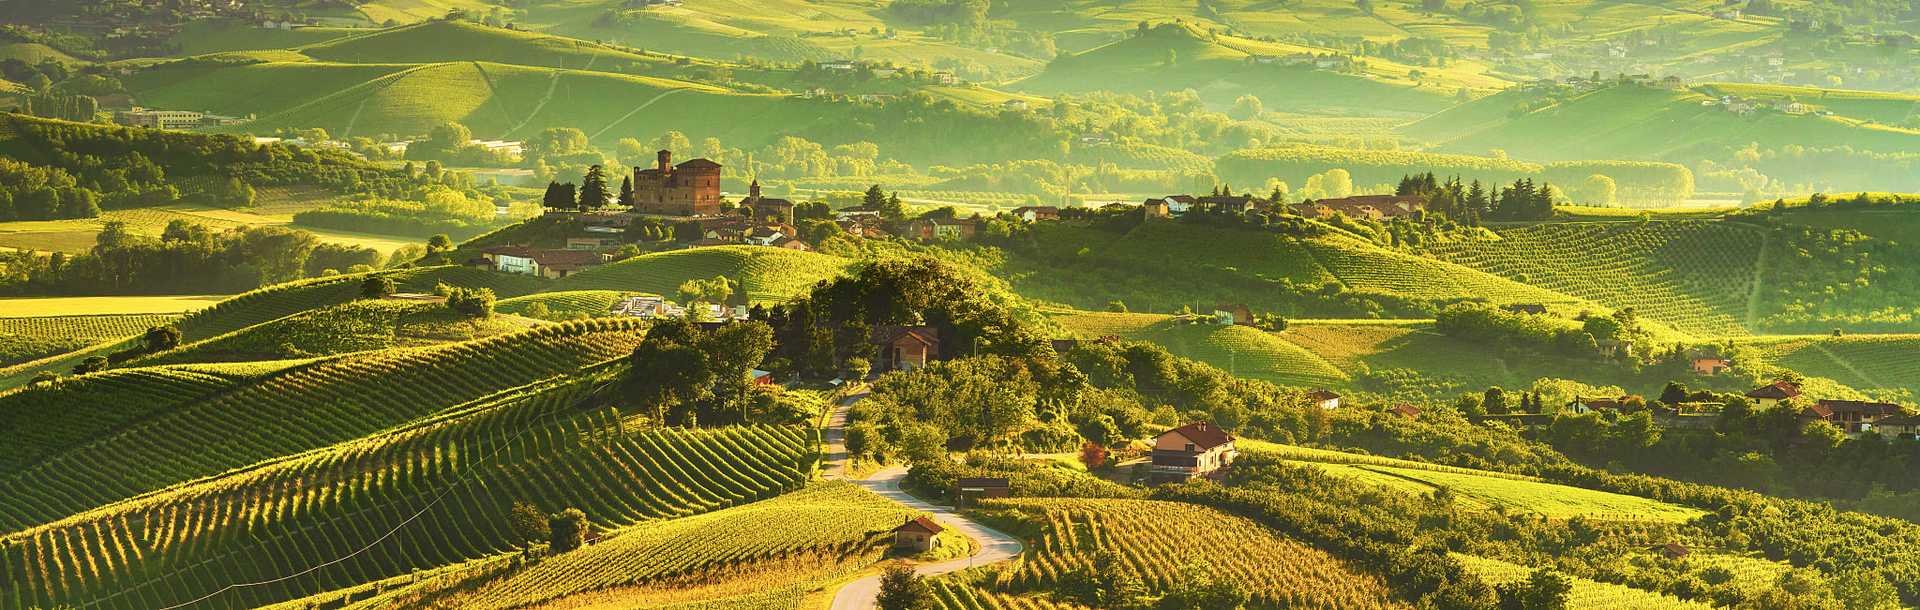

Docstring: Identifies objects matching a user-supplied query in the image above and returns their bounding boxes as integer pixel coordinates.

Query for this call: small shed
[893,516,944,552]
[955,477,1011,506]
[1650,542,1690,560]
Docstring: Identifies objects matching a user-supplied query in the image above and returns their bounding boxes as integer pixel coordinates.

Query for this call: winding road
[822,393,1026,610]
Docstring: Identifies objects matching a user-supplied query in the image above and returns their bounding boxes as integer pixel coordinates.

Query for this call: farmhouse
[1389,403,1422,420]
[871,326,940,372]
[632,150,723,217]
[1877,413,1920,440]
[1306,390,1342,410]
[1011,206,1060,223]
[479,245,604,279]
[1309,195,1425,219]
[1691,356,1733,376]
[1150,422,1238,483]
[1744,381,1801,409]
[1196,195,1260,215]
[906,217,978,241]
[1142,198,1171,219]
[1651,542,1690,560]
[892,516,944,552]
[1211,303,1253,326]
[1802,400,1905,435]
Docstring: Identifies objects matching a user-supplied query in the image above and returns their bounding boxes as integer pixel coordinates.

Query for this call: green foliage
[445,285,497,318]
[548,507,589,553]
[879,563,935,610]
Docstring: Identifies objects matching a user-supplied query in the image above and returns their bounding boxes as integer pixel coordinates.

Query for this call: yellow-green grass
[1005,221,1582,316]
[1013,22,1464,116]
[1048,310,1348,387]
[0,42,83,67]
[1419,220,1763,336]
[0,195,420,255]
[132,299,539,366]
[0,318,653,531]
[1241,439,1707,522]
[355,481,915,610]
[986,498,1408,610]
[299,19,666,69]
[1706,82,1920,125]
[0,295,225,315]
[1454,554,1716,610]
[349,0,505,25]
[554,246,852,304]
[1408,84,1920,163]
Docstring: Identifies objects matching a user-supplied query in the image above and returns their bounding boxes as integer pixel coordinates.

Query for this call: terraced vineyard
[0,313,179,367]
[137,300,536,365]
[1304,234,1576,305]
[0,319,651,530]
[404,482,911,609]
[1735,334,1920,399]
[0,372,817,609]
[931,579,1088,610]
[0,368,241,471]
[496,289,634,319]
[554,246,852,304]
[1454,554,1715,610]
[1420,220,1762,336]
[987,498,1408,610]
[1049,311,1348,387]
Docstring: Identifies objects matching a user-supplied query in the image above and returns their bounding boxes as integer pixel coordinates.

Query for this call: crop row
[992,498,1406,610]
[0,314,181,340]
[931,579,1087,610]
[0,368,239,472]
[0,371,816,609]
[0,318,651,531]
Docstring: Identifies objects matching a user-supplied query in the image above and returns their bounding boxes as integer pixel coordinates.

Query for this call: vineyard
[1048,311,1348,387]
[554,246,852,304]
[0,318,652,530]
[984,498,1408,610]
[136,300,536,366]
[496,289,635,319]
[0,313,179,367]
[1453,554,1715,610]
[1303,234,1575,305]
[0,370,817,609]
[0,368,240,472]
[1213,144,1540,190]
[1734,334,1920,400]
[392,482,914,609]
[931,578,1088,610]
[1419,220,1763,336]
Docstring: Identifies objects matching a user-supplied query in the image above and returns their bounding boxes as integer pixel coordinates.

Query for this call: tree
[615,137,649,168]
[1580,174,1618,206]
[843,356,871,382]
[547,508,588,553]
[1156,561,1247,610]
[144,325,181,353]
[1483,386,1510,414]
[1830,571,1900,610]
[677,275,734,306]
[360,275,396,299]
[876,563,932,610]
[506,501,549,549]
[446,286,496,318]
[578,165,612,211]
[426,234,454,254]
[1325,169,1353,198]
[1230,94,1265,120]
[652,131,691,157]
[617,176,635,207]
[72,356,108,375]
[1497,568,1571,610]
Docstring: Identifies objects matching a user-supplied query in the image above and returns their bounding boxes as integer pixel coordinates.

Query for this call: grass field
[0,191,421,255]
[554,246,852,304]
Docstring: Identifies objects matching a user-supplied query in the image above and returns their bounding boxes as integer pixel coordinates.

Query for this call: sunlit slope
[1051,310,1349,387]
[1406,84,1920,161]
[0,319,649,531]
[299,19,667,68]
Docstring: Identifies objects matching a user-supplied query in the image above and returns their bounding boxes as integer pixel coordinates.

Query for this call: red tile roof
[1812,399,1904,418]
[894,516,944,535]
[1745,381,1801,400]
[1306,390,1342,401]
[1160,421,1234,451]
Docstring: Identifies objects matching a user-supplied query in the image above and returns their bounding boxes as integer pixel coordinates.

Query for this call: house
[1504,303,1549,315]
[1211,303,1253,326]
[1011,206,1060,223]
[871,326,939,372]
[1002,99,1031,111]
[479,245,605,279]
[632,150,722,217]
[114,107,206,130]
[932,71,959,85]
[955,477,1010,506]
[750,369,775,386]
[1141,198,1171,219]
[1566,397,1624,415]
[1150,422,1238,483]
[1744,381,1801,409]
[770,235,813,252]
[1310,194,1426,219]
[1876,413,1920,440]
[820,60,858,71]
[1691,356,1733,376]
[1389,403,1422,420]
[1658,75,1687,90]
[1784,102,1812,115]
[1306,390,1342,410]
[892,516,944,552]
[1803,400,1905,435]
[1196,195,1259,215]
[907,217,978,241]
[566,236,621,251]
[1651,543,1690,560]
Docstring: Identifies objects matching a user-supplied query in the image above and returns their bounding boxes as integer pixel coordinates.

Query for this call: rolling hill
[552,245,853,304]
[131,299,539,365]
[1050,310,1349,387]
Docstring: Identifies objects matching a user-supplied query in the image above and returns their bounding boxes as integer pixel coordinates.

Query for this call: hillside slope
[553,245,853,304]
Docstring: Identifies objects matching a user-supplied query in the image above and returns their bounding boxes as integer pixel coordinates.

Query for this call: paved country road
[823,395,1026,610]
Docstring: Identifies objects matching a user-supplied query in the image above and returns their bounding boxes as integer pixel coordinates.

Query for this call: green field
[1050,310,1348,387]
[1455,554,1715,609]
[0,190,423,255]
[0,313,182,367]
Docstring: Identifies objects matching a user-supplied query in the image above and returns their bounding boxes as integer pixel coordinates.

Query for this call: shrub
[548,508,588,553]
[446,286,497,318]
[360,276,397,299]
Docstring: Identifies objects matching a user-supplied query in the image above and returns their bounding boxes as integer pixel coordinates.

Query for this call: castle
[634,150,722,217]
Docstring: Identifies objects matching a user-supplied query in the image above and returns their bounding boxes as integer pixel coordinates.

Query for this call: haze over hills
[2,1,1920,609]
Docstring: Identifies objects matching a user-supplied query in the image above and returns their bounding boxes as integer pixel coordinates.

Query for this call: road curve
[823,395,1026,610]
[828,466,1026,610]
